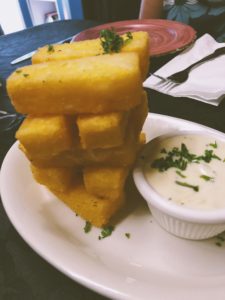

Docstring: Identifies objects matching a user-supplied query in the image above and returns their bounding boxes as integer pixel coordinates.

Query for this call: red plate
[73,19,196,57]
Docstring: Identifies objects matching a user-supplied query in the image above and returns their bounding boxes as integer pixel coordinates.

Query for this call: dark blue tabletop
[0,19,225,300]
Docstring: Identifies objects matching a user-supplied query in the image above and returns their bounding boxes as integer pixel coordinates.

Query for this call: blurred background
[0,0,141,35]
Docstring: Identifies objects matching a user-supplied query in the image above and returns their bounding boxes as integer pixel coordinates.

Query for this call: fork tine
[150,73,168,81]
[156,79,178,92]
[150,73,178,86]
[150,72,179,92]
[155,79,171,88]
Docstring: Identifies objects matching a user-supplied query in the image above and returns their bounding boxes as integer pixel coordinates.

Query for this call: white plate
[1,113,225,300]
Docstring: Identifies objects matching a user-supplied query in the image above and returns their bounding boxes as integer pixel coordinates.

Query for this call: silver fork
[150,73,179,92]
[150,46,225,85]
[168,46,225,83]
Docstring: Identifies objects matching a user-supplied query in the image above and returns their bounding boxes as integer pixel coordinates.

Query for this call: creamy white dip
[144,134,225,210]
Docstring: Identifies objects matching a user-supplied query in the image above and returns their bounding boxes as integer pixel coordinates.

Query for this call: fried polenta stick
[76,91,148,150]
[19,132,141,168]
[31,164,76,192]
[32,31,150,80]
[16,115,75,155]
[7,53,142,115]
[48,176,125,227]
[83,166,129,200]
[17,91,148,167]
[30,166,125,227]
[77,111,129,150]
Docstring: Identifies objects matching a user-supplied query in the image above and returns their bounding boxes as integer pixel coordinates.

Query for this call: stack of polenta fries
[7,31,149,227]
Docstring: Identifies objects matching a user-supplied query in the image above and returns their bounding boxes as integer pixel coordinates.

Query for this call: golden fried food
[77,90,148,150]
[83,166,129,200]
[77,111,129,150]
[32,31,150,79]
[17,90,148,167]
[10,39,150,227]
[16,115,75,155]
[49,176,125,227]
[139,132,146,145]
[122,31,149,80]
[19,132,141,168]
[31,164,76,192]
[7,53,142,115]
[130,90,148,136]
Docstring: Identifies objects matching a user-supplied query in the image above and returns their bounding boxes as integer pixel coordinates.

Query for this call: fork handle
[185,46,225,72]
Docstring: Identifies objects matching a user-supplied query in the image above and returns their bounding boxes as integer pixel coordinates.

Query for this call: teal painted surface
[67,0,84,19]
[18,0,33,27]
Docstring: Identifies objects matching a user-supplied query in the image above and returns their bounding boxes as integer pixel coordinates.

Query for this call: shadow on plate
[110,175,150,226]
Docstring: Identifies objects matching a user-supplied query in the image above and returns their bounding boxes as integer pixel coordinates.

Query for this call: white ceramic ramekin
[133,131,225,240]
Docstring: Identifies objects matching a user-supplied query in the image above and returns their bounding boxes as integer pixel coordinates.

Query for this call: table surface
[0,19,225,300]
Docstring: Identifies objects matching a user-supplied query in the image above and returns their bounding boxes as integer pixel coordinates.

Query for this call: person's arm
[139,0,163,19]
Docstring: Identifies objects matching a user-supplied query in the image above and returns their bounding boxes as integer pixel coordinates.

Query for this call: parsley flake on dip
[144,134,225,211]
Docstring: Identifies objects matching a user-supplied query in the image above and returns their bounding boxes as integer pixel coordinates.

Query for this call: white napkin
[143,34,225,106]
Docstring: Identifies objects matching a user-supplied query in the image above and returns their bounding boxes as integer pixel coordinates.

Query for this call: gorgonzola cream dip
[144,134,225,210]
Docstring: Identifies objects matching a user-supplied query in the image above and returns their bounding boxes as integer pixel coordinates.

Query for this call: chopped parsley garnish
[125,31,133,42]
[176,170,186,178]
[124,32,133,46]
[84,221,92,233]
[160,148,167,154]
[151,143,191,172]
[214,235,225,247]
[175,181,199,192]
[152,143,221,173]
[125,233,130,239]
[209,141,217,149]
[198,149,221,163]
[47,44,54,53]
[23,73,29,77]
[200,175,214,182]
[100,29,133,54]
[217,235,225,242]
[98,225,114,240]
